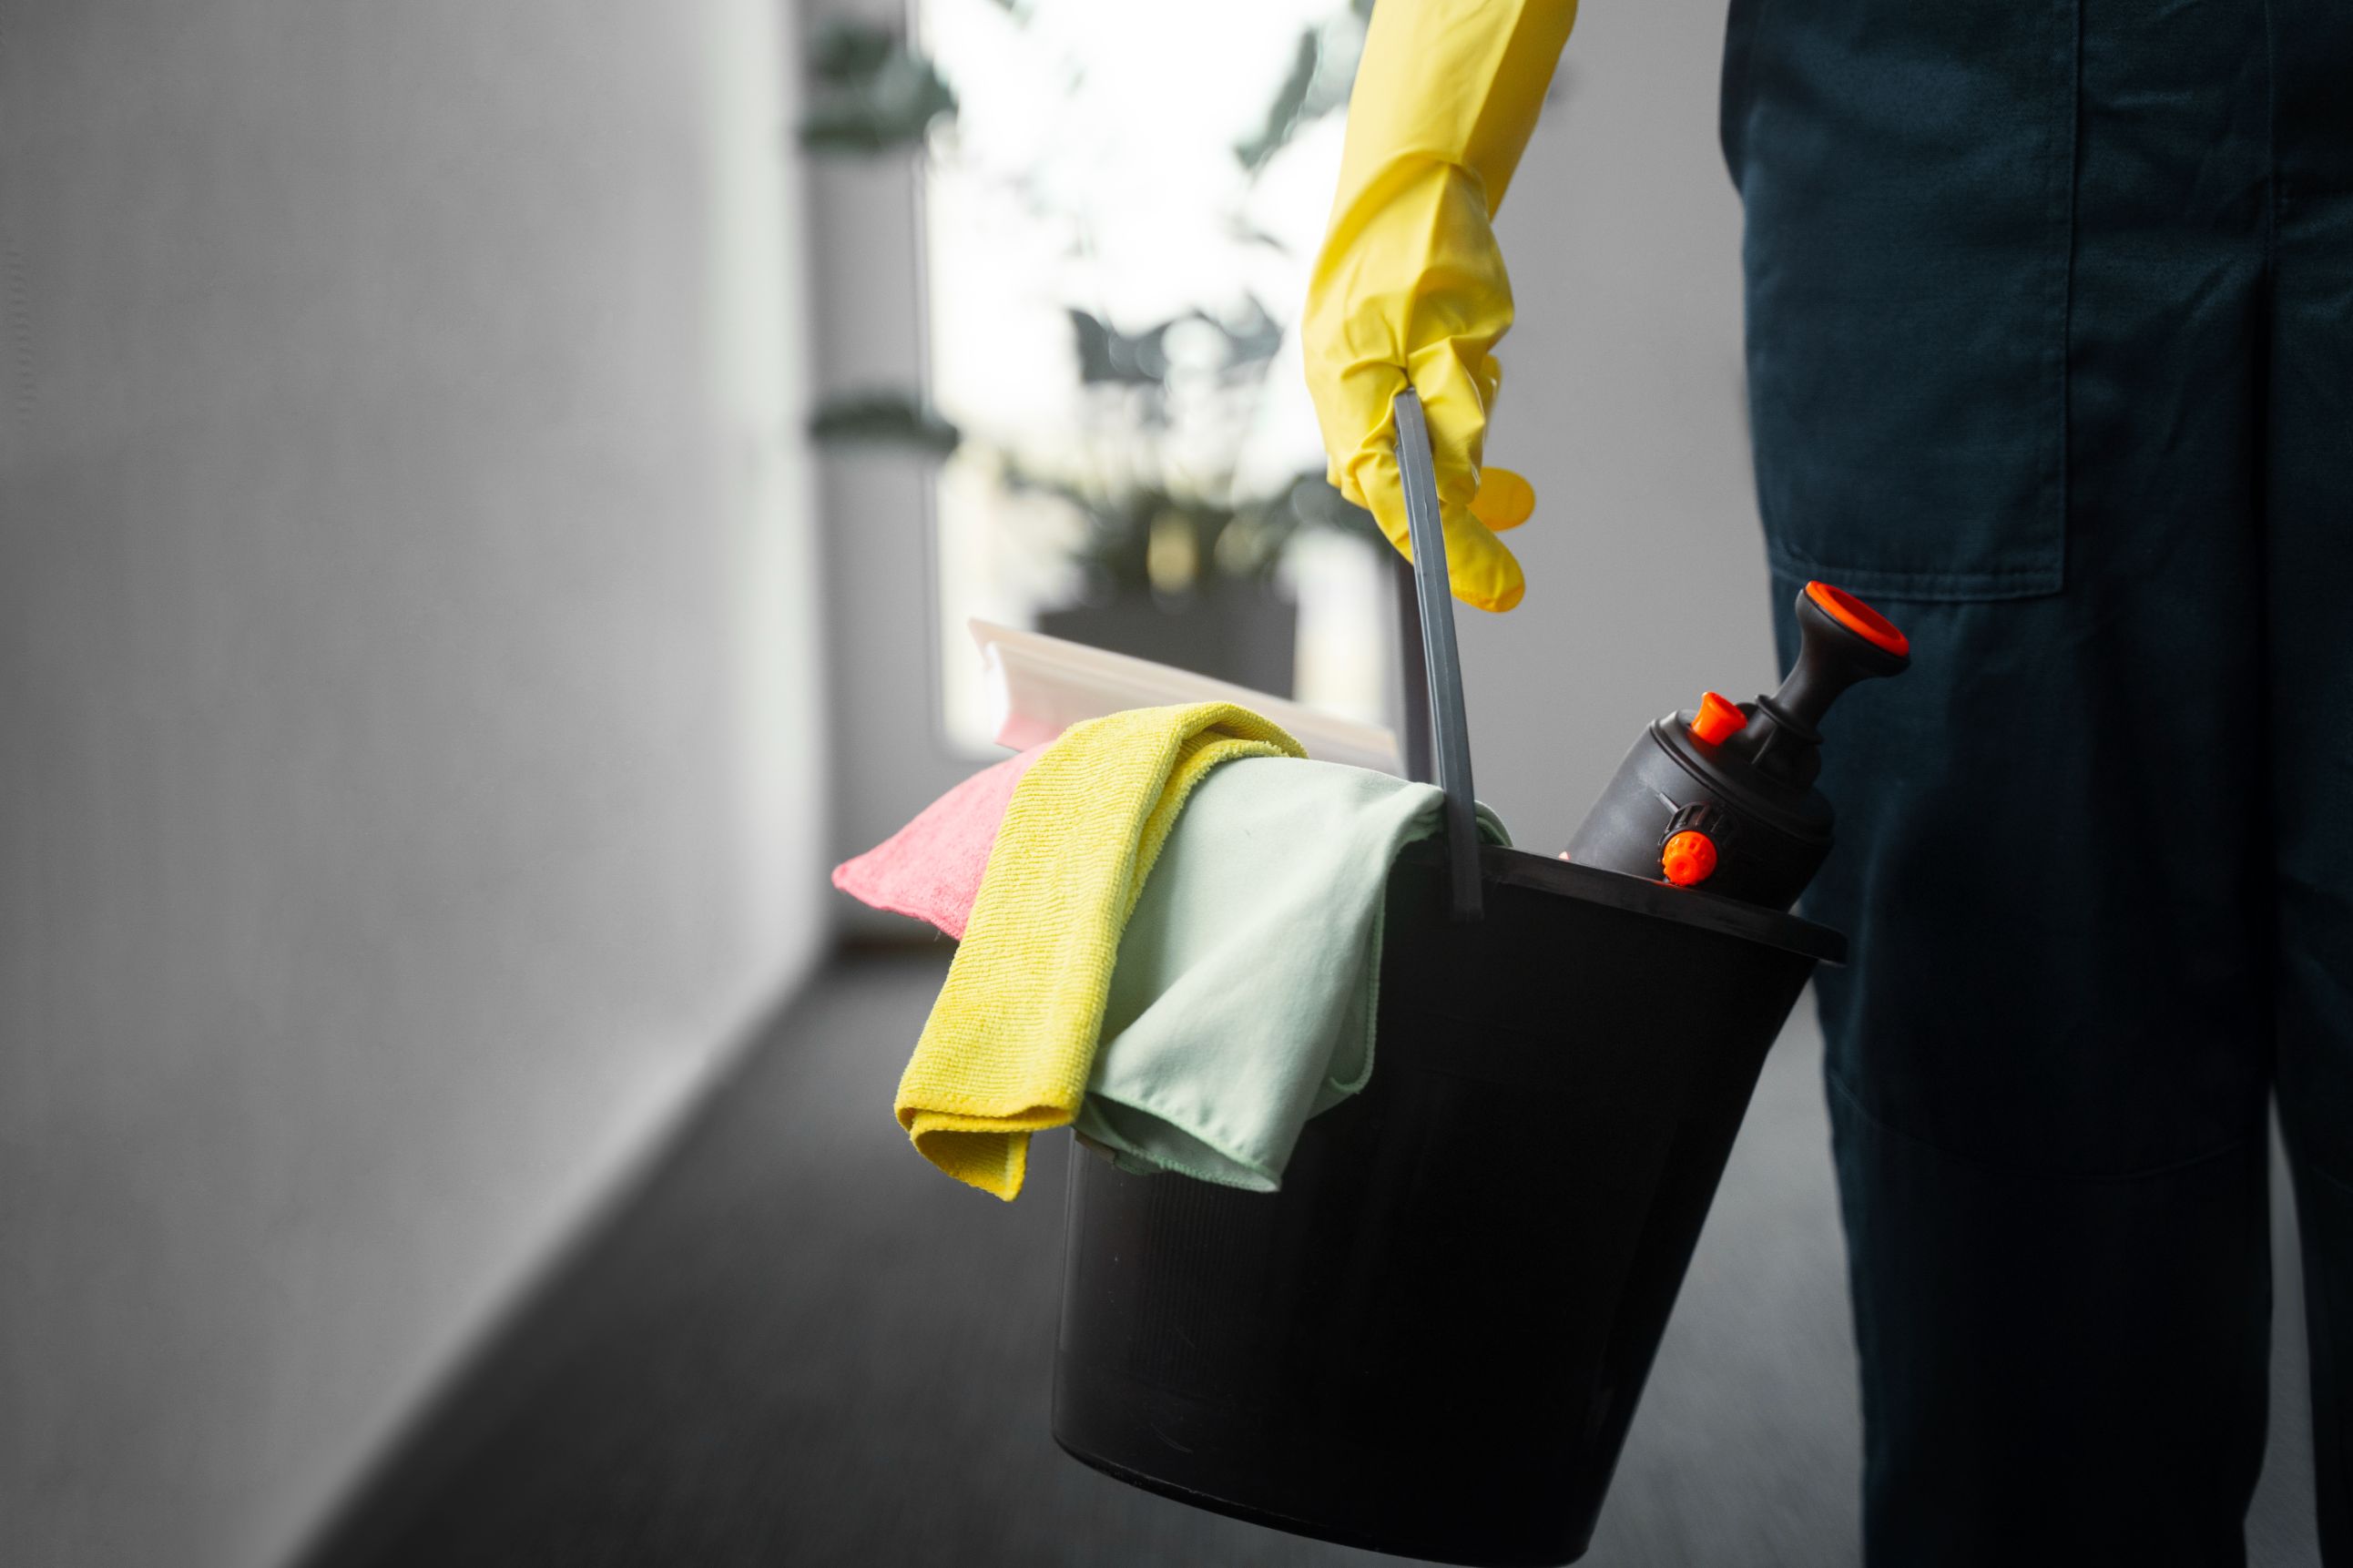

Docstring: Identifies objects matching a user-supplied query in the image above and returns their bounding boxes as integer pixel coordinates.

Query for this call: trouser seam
[1825,1068,2263,1186]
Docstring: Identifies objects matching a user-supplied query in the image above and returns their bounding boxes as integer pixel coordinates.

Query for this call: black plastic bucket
[1048,392,1845,1565]
[1054,842,1835,1565]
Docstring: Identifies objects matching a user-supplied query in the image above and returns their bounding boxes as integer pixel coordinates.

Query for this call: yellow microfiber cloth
[895,701,1305,1198]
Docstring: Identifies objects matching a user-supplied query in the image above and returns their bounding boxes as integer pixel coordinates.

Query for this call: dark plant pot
[1037,583,1298,697]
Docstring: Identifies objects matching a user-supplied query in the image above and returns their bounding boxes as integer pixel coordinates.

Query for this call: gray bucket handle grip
[1390,389,1482,923]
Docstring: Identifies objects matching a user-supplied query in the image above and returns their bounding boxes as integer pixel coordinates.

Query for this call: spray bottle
[1564,580,1910,911]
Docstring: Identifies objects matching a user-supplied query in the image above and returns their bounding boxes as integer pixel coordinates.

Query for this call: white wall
[0,4,827,1566]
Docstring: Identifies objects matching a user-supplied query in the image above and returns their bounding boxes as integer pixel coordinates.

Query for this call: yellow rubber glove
[1303,0,1580,612]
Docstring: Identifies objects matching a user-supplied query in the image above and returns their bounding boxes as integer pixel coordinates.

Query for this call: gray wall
[1465,1,1769,850]
[0,4,827,1566]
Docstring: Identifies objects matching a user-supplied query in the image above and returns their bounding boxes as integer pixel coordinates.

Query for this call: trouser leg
[2263,7,2353,1552]
[1786,570,2272,1564]
[1743,0,2279,1557]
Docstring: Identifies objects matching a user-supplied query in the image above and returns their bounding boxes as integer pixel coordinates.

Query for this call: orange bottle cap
[1690,690,1747,746]
[1805,581,1910,657]
[1660,830,1718,887]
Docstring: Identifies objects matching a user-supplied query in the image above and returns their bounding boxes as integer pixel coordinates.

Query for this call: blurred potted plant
[800,5,1380,696]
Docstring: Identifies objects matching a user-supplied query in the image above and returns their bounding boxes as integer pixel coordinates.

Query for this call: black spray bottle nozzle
[1742,582,1910,789]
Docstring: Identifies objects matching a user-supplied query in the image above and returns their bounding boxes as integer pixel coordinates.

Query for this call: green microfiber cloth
[1075,755,1509,1191]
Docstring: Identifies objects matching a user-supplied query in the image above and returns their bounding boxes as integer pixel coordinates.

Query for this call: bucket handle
[1390,389,1482,923]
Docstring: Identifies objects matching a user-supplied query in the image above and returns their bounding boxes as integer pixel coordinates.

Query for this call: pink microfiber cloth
[831,747,1044,938]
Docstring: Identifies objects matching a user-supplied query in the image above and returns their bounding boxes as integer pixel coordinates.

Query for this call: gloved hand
[1302,0,1580,613]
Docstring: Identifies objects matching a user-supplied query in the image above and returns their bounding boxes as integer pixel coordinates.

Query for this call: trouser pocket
[1726,0,2078,602]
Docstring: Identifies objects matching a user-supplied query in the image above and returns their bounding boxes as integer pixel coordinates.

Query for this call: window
[917,0,1390,749]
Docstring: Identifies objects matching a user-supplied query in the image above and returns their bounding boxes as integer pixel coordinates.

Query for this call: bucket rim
[1397,840,1848,965]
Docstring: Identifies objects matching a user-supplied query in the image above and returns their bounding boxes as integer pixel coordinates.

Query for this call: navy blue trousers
[1724,0,2353,1561]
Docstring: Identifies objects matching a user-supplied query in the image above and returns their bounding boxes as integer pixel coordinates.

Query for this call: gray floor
[305,950,2323,1567]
